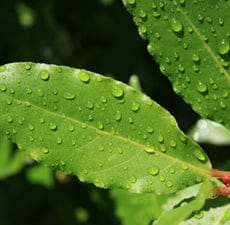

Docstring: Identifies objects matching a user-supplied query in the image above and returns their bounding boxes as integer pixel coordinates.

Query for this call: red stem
[211,169,230,178]
[216,187,230,196]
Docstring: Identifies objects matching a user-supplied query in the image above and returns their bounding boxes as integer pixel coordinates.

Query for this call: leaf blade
[0,62,212,194]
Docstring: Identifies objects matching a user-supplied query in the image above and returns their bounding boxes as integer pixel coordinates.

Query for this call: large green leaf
[123,0,230,129]
[0,62,212,194]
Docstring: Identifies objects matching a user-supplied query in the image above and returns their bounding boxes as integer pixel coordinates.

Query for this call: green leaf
[0,136,27,179]
[189,119,230,145]
[123,0,230,129]
[111,188,160,225]
[0,62,212,194]
[180,196,230,225]
[153,180,214,225]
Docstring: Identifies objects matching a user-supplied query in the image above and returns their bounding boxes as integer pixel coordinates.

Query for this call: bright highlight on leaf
[0,62,212,195]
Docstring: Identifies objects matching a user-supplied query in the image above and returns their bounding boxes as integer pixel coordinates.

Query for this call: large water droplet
[196,81,208,93]
[63,92,76,100]
[39,70,50,81]
[148,166,159,176]
[218,39,229,55]
[112,86,124,98]
[79,71,90,83]
[194,149,206,161]
[170,18,183,33]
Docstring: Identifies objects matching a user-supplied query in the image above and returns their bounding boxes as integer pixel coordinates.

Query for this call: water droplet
[152,11,161,18]
[139,9,147,19]
[160,145,166,152]
[63,92,76,100]
[28,124,35,131]
[148,166,160,176]
[101,96,107,104]
[39,70,50,81]
[181,164,188,170]
[196,81,208,93]
[192,54,200,62]
[49,122,57,131]
[218,18,224,26]
[37,89,44,97]
[129,176,137,183]
[56,137,62,144]
[88,115,94,121]
[98,121,104,130]
[68,124,75,132]
[7,116,13,123]
[218,39,229,55]
[194,150,206,161]
[99,145,104,152]
[112,86,124,98]
[79,71,90,83]
[169,168,175,174]
[194,211,204,219]
[0,84,7,92]
[197,14,203,22]
[178,64,185,73]
[128,117,134,124]
[131,102,140,112]
[170,140,177,148]
[42,147,49,154]
[170,18,183,33]
[138,25,147,37]
[158,135,164,143]
[146,126,154,134]
[24,63,31,70]
[114,111,122,121]
[166,181,173,187]
[220,101,226,109]
[86,101,94,109]
[159,176,165,182]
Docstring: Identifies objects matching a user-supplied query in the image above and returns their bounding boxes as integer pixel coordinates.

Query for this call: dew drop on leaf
[166,181,173,187]
[192,54,200,62]
[49,122,57,131]
[148,166,159,176]
[112,86,124,98]
[42,147,49,154]
[159,176,165,182]
[131,102,140,112]
[194,150,206,162]
[218,39,229,55]
[0,84,7,92]
[170,18,183,33]
[114,110,122,121]
[63,92,76,100]
[129,176,137,183]
[98,121,104,130]
[196,81,208,93]
[158,134,164,143]
[79,71,90,83]
[39,70,50,81]
[126,0,136,5]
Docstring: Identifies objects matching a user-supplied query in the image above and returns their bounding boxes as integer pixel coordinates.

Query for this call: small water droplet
[131,102,140,112]
[0,84,7,92]
[56,137,62,144]
[98,121,104,130]
[112,86,124,98]
[196,81,208,93]
[220,101,226,109]
[79,71,90,83]
[7,116,13,123]
[101,96,107,104]
[218,39,229,55]
[86,101,94,109]
[197,14,203,22]
[114,110,122,121]
[166,181,173,187]
[39,70,50,81]
[24,63,31,70]
[42,147,49,154]
[126,0,136,5]
[194,150,206,161]
[139,9,147,19]
[49,122,57,131]
[68,124,75,132]
[192,54,200,62]
[181,164,188,170]
[218,18,224,26]
[170,18,183,33]
[146,126,154,134]
[170,140,177,148]
[158,135,164,143]
[128,117,134,124]
[63,92,76,100]
[194,211,204,219]
[159,176,165,182]
[28,124,35,131]
[148,166,159,176]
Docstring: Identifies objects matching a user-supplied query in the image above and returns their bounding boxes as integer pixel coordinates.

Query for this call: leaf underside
[123,0,230,129]
[0,63,211,194]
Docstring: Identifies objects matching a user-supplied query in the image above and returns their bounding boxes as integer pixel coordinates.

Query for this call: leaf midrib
[175,1,230,81]
[1,92,210,176]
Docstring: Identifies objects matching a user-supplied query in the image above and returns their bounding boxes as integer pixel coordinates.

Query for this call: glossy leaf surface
[123,0,230,129]
[0,63,211,194]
